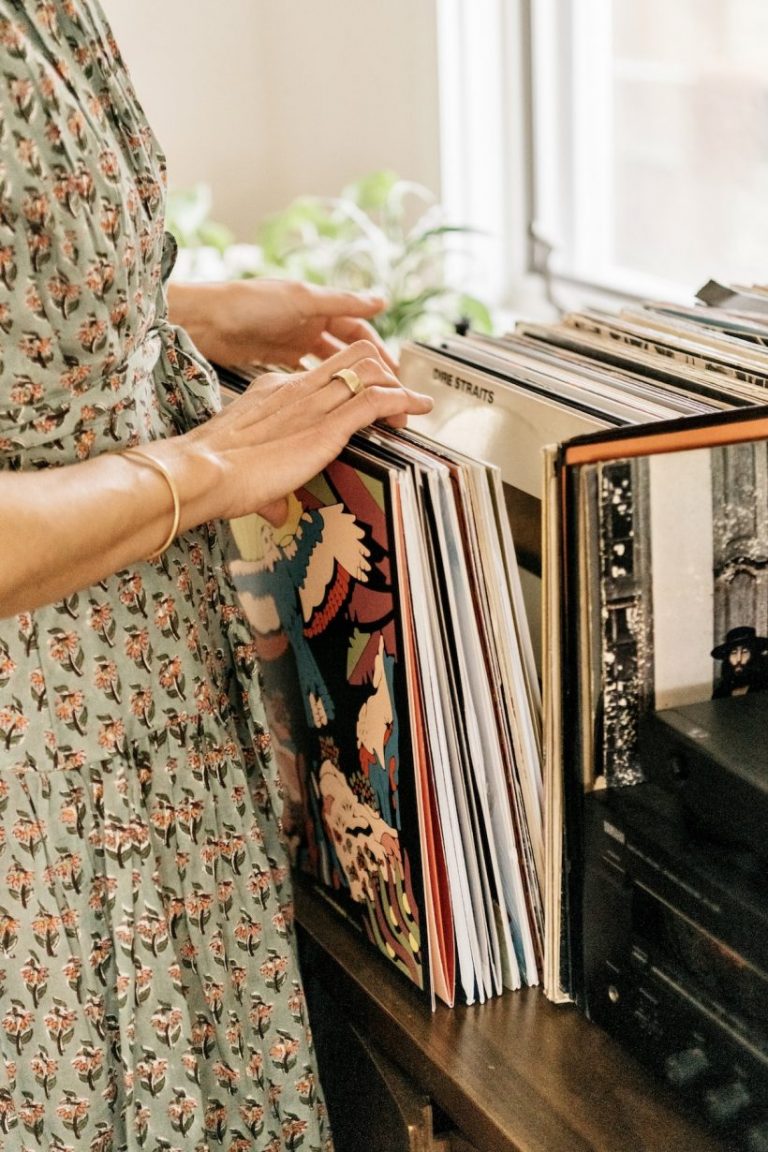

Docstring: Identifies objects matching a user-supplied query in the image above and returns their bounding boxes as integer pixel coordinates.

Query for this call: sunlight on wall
[101,0,442,240]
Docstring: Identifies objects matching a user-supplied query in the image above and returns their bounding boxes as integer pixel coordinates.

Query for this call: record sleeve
[228,446,435,998]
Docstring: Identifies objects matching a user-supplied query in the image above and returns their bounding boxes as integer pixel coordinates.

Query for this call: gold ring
[331,367,364,396]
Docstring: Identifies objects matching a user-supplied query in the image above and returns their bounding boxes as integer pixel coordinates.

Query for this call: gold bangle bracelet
[121,447,181,561]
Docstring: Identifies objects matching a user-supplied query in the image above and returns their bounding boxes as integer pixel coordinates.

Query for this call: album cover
[228,448,433,997]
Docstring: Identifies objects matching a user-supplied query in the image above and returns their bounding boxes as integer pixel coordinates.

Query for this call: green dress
[0,3,332,1149]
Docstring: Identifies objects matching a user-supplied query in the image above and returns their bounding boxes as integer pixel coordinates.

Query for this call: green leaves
[256,171,495,345]
[165,185,234,252]
[168,172,496,347]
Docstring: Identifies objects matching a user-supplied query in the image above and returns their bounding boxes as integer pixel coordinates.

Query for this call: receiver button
[704,1080,750,1125]
[664,1047,709,1089]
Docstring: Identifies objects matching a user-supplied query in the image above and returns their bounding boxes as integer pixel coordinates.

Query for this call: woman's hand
[180,340,431,527]
[167,278,398,372]
[0,341,432,617]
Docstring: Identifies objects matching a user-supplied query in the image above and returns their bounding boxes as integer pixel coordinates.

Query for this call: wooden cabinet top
[295,879,726,1152]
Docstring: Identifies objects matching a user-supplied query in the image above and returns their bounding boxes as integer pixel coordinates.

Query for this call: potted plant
[166,171,494,349]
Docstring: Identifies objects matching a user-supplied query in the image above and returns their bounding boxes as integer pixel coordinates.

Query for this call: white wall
[102,0,443,240]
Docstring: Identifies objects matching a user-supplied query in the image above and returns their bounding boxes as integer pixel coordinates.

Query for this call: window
[439,0,768,311]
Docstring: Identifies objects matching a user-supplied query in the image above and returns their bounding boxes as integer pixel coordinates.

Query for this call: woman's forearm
[1,440,221,619]
[2,338,433,619]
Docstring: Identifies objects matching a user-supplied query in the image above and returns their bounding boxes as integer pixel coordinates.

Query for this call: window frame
[436,0,545,317]
[435,0,739,316]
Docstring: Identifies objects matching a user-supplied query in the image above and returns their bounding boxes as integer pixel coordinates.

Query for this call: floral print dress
[0,3,332,1150]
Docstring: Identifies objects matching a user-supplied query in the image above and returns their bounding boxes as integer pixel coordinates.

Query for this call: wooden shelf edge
[294,877,727,1152]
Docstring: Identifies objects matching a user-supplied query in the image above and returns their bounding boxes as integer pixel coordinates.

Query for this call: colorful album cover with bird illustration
[227,447,429,996]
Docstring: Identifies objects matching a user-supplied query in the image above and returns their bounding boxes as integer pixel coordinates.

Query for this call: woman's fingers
[311,330,347,361]
[251,380,433,515]
[244,342,400,424]
[323,315,399,373]
[256,495,290,527]
[302,283,387,320]
[319,338,393,374]
[326,354,399,396]
[200,361,434,524]
[206,340,432,466]
[294,287,397,371]
[290,379,434,466]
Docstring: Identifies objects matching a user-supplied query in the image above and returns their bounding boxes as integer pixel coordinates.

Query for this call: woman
[0,3,432,1149]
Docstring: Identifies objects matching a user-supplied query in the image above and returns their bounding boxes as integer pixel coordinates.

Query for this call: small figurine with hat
[711,624,768,698]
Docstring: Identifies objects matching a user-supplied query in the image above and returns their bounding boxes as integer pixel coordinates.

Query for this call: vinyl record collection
[221,373,544,1008]
[221,278,768,1056]
[399,279,768,1148]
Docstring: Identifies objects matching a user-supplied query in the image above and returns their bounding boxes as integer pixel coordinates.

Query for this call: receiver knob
[664,1046,709,1089]
[704,1080,750,1126]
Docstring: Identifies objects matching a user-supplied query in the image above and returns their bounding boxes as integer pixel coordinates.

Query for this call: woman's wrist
[167,281,233,365]
[137,434,227,534]
[0,438,226,618]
